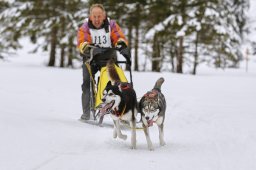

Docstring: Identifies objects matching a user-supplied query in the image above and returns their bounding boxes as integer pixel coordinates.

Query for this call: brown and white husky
[139,77,166,150]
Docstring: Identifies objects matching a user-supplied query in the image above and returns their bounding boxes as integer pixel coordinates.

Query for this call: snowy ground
[1,49,256,170]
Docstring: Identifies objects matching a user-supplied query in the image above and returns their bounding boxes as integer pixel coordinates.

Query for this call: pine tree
[0,0,10,59]
[0,0,88,67]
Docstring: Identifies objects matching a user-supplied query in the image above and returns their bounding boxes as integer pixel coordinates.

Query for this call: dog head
[99,80,136,117]
[140,90,160,126]
[100,81,122,113]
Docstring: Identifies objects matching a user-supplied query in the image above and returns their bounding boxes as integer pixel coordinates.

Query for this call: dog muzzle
[98,101,115,116]
[147,119,154,127]
[145,115,158,127]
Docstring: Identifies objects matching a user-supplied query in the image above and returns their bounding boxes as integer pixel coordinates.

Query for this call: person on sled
[77,3,131,120]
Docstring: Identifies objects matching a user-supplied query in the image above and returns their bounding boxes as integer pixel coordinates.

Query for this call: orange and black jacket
[77,18,128,48]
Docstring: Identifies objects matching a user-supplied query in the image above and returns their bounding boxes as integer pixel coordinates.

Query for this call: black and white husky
[99,60,137,149]
[139,77,166,150]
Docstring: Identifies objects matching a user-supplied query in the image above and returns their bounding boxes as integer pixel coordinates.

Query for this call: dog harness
[144,89,159,98]
[112,104,126,117]
[115,82,132,91]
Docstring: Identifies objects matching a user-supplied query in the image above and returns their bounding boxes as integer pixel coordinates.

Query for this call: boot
[81,112,90,120]
[81,92,90,120]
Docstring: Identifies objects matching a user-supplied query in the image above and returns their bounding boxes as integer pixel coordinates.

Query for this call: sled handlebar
[85,45,118,63]
[84,45,130,65]
[86,45,133,87]
[87,44,118,50]
[81,45,129,64]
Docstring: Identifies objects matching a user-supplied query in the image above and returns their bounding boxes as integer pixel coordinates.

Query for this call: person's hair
[89,4,106,15]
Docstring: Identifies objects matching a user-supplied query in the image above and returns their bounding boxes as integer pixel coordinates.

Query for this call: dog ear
[155,97,159,103]
[103,89,107,95]
[106,81,112,87]
[118,84,122,92]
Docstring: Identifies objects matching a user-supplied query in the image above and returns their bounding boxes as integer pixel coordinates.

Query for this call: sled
[95,64,128,107]
[82,45,132,125]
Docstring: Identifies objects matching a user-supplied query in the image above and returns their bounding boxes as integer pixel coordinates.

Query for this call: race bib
[90,27,112,48]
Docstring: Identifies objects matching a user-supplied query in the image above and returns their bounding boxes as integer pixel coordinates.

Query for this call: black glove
[120,47,131,66]
[116,40,131,66]
[116,40,127,50]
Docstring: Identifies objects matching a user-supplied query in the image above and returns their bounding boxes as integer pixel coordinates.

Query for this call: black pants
[81,49,117,115]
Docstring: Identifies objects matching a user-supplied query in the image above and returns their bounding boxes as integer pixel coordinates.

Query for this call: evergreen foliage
[0,0,250,73]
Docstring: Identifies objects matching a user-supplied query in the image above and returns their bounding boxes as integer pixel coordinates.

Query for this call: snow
[1,0,256,169]
[1,44,256,170]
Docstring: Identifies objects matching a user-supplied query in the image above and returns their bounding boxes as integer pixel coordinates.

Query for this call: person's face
[90,7,106,29]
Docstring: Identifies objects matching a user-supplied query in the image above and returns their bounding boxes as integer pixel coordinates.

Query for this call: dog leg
[143,124,153,150]
[129,120,136,149]
[114,120,127,140]
[158,124,166,146]
[112,120,117,138]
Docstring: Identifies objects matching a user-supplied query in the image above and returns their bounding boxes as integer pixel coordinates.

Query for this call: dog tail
[154,77,165,90]
[107,59,120,84]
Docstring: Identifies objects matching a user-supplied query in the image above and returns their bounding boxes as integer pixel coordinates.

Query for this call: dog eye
[151,107,157,111]
[108,93,114,96]
[143,108,149,112]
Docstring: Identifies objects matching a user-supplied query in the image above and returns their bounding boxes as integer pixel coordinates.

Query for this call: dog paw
[120,134,127,140]
[148,147,154,151]
[130,146,136,150]
[160,141,166,146]
[113,131,117,138]
[148,146,154,151]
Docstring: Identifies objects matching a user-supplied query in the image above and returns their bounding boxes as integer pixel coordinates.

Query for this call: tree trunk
[133,3,141,71]
[216,36,221,68]
[192,32,199,75]
[127,25,132,49]
[67,37,73,67]
[170,44,175,73]
[60,44,65,68]
[134,24,139,71]
[176,36,183,73]
[152,34,161,72]
[48,24,58,67]
[127,25,133,71]
[60,16,65,68]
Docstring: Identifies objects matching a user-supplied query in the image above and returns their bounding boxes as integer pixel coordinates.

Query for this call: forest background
[0,0,255,74]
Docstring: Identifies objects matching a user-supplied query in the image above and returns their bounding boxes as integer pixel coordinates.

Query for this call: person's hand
[79,41,89,54]
[116,39,131,66]
[120,48,131,66]
[116,39,127,50]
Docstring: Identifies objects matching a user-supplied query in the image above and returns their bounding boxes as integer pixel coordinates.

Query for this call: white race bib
[90,27,112,48]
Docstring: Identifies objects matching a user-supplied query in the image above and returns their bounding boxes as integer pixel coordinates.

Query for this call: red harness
[111,83,131,117]
[112,105,126,117]
[144,89,159,98]
[119,83,132,90]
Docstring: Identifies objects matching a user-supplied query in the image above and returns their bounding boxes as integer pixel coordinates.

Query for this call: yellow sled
[95,64,127,107]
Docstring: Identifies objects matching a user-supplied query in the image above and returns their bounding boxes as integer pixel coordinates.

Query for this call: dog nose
[145,116,149,120]
[102,98,106,102]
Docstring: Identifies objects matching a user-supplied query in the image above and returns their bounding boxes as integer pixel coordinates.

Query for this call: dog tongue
[148,120,154,127]
[99,103,113,116]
